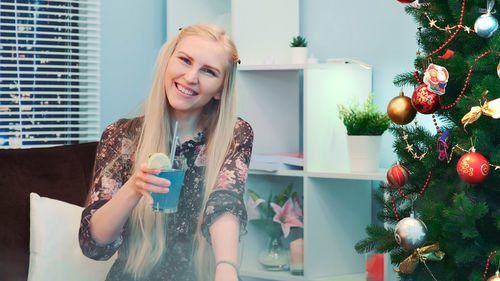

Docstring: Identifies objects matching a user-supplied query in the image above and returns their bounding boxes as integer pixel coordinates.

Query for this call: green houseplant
[289,35,308,64]
[337,93,390,135]
[289,35,308,47]
[337,93,390,172]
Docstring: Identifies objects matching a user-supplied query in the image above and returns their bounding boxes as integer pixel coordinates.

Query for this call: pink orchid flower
[271,198,304,238]
[247,197,265,221]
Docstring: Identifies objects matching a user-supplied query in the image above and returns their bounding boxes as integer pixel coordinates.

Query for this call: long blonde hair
[123,24,240,280]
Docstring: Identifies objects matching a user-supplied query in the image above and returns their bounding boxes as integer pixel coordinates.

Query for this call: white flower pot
[347,135,381,173]
[290,47,307,64]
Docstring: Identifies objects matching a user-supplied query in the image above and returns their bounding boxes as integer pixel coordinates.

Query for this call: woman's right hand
[126,163,171,205]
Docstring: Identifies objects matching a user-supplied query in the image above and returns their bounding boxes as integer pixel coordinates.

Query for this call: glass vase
[258,236,289,271]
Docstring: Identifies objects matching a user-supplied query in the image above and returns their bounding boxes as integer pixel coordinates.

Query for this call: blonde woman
[79,24,253,281]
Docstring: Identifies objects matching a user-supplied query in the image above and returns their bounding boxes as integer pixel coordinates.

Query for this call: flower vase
[258,236,289,271]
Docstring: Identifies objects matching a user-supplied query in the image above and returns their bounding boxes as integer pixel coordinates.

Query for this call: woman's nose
[184,67,199,84]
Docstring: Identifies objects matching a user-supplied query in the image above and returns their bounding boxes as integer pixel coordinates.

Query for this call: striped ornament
[387,164,410,187]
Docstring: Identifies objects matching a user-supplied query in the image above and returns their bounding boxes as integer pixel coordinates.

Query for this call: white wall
[100,0,166,130]
[301,0,418,167]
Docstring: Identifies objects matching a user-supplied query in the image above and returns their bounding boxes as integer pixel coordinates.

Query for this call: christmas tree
[356,1,500,280]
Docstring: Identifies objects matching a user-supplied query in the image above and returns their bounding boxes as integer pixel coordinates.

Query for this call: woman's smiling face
[164,35,228,118]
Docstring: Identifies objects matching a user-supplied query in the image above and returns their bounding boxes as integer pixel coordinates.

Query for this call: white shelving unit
[237,61,377,281]
[239,64,307,71]
[166,1,387,280]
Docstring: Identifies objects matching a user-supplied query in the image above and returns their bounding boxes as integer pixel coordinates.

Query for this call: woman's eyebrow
[177,51,221,75]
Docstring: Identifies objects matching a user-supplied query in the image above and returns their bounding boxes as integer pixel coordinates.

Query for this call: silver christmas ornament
[394,215,428,250]
[474,0,499,38]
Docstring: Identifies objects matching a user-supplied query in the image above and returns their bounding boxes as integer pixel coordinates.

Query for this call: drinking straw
[169,121,178,167]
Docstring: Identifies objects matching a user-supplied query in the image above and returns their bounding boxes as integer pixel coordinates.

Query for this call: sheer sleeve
[201,118,254,243]
[79,119,133,260]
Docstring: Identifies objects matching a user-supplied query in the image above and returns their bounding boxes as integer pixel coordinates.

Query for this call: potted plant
[289,35,308,64]
[337,93,390,172]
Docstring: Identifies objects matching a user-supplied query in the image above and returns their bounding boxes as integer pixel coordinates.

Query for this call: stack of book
[249,152,303,172]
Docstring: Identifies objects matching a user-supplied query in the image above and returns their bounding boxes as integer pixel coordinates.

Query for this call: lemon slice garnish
[147,153,172,170]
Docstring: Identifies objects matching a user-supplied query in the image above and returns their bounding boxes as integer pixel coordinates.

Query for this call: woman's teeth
[177,83,197,96]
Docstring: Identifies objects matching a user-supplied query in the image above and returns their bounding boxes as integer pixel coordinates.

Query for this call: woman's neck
[171,112,202,143]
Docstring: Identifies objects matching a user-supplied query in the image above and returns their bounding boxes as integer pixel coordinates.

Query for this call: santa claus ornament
[423,64,449,95]
[456,152,490,184]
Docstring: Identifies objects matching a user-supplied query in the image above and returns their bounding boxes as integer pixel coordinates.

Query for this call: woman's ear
[214,92,222,100]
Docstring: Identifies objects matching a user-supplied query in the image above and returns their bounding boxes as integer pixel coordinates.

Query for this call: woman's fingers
[135,178,170,193]
[140,162,160,174]
[144,173,171,188]
[139,189,154,205]
[130,162,173,204]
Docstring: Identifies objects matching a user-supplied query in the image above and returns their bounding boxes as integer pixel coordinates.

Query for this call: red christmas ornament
[411,85,441,114]
[397,0,415,3]
[456,152,490,184]
[387,164,410,187]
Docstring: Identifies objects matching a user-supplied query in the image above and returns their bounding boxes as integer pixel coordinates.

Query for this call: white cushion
[28,192,117,281]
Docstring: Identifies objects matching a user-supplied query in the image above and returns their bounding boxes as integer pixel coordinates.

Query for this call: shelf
[238,62,370,71]
[238,64,306,71]
[249,169,387,181]
[240,268,307,281]
[313,273,366,281]
[249,169,306,177]
[307,170,388,181]
[240,269,366,281]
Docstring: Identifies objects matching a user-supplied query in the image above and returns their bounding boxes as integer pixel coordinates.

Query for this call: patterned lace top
[78,117,253,281]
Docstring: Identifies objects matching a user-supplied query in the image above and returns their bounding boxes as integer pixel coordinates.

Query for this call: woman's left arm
[210,213,241,281]
[204,119,253,281]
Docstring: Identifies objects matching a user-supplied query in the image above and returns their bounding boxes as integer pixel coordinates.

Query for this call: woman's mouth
[175,83,198,97]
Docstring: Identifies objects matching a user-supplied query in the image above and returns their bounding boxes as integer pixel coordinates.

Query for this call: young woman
[79,24,253,281]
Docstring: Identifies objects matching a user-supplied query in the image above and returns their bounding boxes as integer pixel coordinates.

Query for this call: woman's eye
[202,68,216,76]
[179,57,190,64]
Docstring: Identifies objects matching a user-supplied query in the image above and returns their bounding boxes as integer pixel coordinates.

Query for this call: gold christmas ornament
[487,271,500,281]
[395,242,445,278]
[387,91,417,125]
[461,97,500,129]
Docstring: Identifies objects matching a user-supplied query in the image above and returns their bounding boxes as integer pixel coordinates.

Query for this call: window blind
[0,0,100,148]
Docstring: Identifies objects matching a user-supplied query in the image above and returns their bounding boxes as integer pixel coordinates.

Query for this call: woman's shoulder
[101,116,144,141]
[233,117,254,144]
[235,117,253,134]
